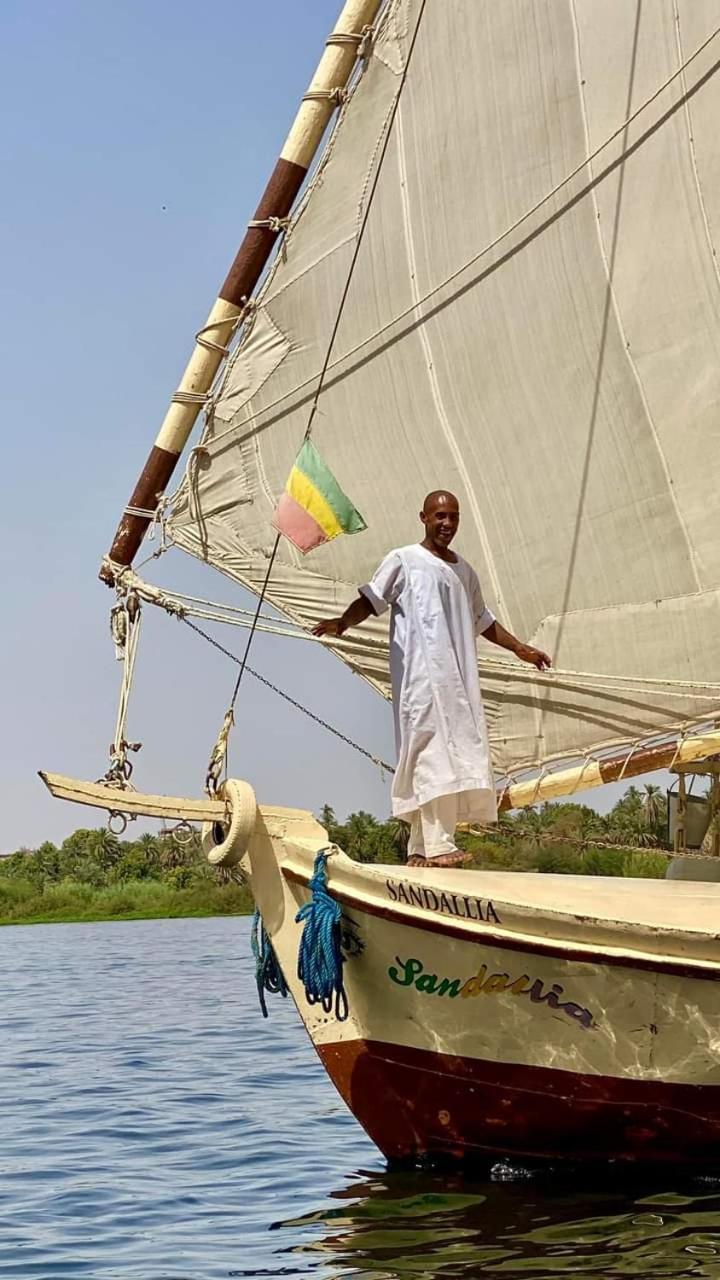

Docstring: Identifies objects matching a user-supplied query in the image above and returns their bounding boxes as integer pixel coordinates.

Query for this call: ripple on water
[2,916,720,1278]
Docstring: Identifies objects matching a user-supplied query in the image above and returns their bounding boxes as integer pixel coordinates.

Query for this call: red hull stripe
[318,1038,720,1167]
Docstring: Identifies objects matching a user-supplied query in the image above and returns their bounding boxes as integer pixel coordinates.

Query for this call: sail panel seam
[393,104,506,618]
[199,21,720,456]
[569,0,702,595]
[673,4,720,299]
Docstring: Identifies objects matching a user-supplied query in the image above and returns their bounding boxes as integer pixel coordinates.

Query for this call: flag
[272,440,367,553]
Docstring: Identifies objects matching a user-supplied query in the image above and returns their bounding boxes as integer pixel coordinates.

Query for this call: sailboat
[42,0,720,1167]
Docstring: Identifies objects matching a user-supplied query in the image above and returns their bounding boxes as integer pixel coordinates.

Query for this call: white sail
[168,0,720,780]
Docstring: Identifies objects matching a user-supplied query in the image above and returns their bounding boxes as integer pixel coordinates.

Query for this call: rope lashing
[302,87,346,107]
[325,26,373,59]
[295,850,348,1021]
[122,497,172,554]
[194,313,242,357]
[206,708,234,797]
[247,216,291,234]
[251,910,288,1019]
[185,445,211,530]
[123,505,158,520]
[325,30,364,47]
[171,389,212,407]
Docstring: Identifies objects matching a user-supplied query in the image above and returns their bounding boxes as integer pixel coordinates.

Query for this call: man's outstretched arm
[312,594,374,638]
[480,619,552,670]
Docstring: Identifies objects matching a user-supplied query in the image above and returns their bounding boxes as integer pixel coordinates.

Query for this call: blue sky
[0,0,662,853]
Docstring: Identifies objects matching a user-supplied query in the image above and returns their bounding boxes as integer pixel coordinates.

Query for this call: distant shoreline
[0,789,671,930]
[0,906,254,928]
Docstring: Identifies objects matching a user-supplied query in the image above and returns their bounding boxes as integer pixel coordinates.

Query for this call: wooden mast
[101,0,384,583]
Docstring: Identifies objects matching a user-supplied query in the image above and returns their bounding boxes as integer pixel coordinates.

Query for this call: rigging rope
[203,0,430,792]
[295,850,348,1021]
[112,566,720,700]
[104,593,143,789]
[251,910,288,1018]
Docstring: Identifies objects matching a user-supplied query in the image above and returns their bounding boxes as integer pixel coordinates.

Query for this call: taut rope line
[205,0,430,792]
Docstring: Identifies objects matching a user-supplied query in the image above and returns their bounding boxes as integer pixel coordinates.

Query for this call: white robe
[360,544,497,824]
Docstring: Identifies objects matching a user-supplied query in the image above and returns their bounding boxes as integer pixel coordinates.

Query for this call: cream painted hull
[242,807,720,1166]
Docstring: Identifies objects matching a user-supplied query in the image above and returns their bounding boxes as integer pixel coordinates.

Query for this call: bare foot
[407,855,428,867]
[425,850,470,868]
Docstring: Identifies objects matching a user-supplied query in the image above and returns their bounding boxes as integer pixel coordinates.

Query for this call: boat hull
[242,809,720,1168]
[318,1038,720,1167]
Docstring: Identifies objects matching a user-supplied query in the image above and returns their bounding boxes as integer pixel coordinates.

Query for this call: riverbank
[1,788,672,929]
[0,878,254,927]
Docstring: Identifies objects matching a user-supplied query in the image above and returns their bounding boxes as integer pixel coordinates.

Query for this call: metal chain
[182,616,393,775]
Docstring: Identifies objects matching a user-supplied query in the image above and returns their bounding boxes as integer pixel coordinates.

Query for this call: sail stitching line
[392,102,505,617]
[204,0,430,793]
[674,4,720,300]
[202,21,720,453]
[568,0,702,597]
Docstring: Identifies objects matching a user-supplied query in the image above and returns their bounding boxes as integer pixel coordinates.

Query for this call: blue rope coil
[295,849,348,1021]
[251,909,288,1019]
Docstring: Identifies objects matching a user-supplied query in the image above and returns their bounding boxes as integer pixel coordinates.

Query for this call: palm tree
[91,830,122,868]
[388,818,410,859]
[344,811,379,862]
[641,784,663,830]
[319,804,337,836]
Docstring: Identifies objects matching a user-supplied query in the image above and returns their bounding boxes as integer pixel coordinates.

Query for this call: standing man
[313,491,551,868]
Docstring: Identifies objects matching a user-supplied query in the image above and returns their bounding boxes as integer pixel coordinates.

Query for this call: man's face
[421,496,460,548]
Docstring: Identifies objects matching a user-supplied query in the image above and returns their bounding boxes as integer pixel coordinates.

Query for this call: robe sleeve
[470,570,496,635]
[359,551,405,616]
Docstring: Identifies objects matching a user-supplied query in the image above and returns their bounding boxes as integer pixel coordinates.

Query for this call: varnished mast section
[101,0,384,582]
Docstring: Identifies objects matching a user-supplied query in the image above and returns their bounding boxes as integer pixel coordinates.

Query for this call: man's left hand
[516,644,552,670]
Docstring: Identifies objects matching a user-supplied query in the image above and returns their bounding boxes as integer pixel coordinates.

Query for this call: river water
[1,916,719,1279]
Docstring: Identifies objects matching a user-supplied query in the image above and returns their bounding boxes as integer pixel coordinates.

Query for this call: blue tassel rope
[251,909,288,1019]
[295,849,348,1021]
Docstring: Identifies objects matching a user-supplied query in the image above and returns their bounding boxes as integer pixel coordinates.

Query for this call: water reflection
[274,1170,720,1279]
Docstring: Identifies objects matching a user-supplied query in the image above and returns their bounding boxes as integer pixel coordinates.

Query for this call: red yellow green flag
[273,440,367,553]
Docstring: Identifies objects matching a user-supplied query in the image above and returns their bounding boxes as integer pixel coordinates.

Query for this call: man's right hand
[312,618,345,638]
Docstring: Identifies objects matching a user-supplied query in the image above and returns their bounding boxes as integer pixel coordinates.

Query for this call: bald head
[420,490,460,553]
[422,490,459,515]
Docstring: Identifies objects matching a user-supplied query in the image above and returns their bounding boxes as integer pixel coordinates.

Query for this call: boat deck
[369,864,720,937]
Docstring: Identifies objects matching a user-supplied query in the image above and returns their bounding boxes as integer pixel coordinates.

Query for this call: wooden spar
[499,727,720,811]
[101,0,384,583]
[39,772,227,823]
[44,729,720,826]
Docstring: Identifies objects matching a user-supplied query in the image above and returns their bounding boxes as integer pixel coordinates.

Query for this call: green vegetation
[1,784,674,926]
[321,783,673,878]
[0,828,253,927]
